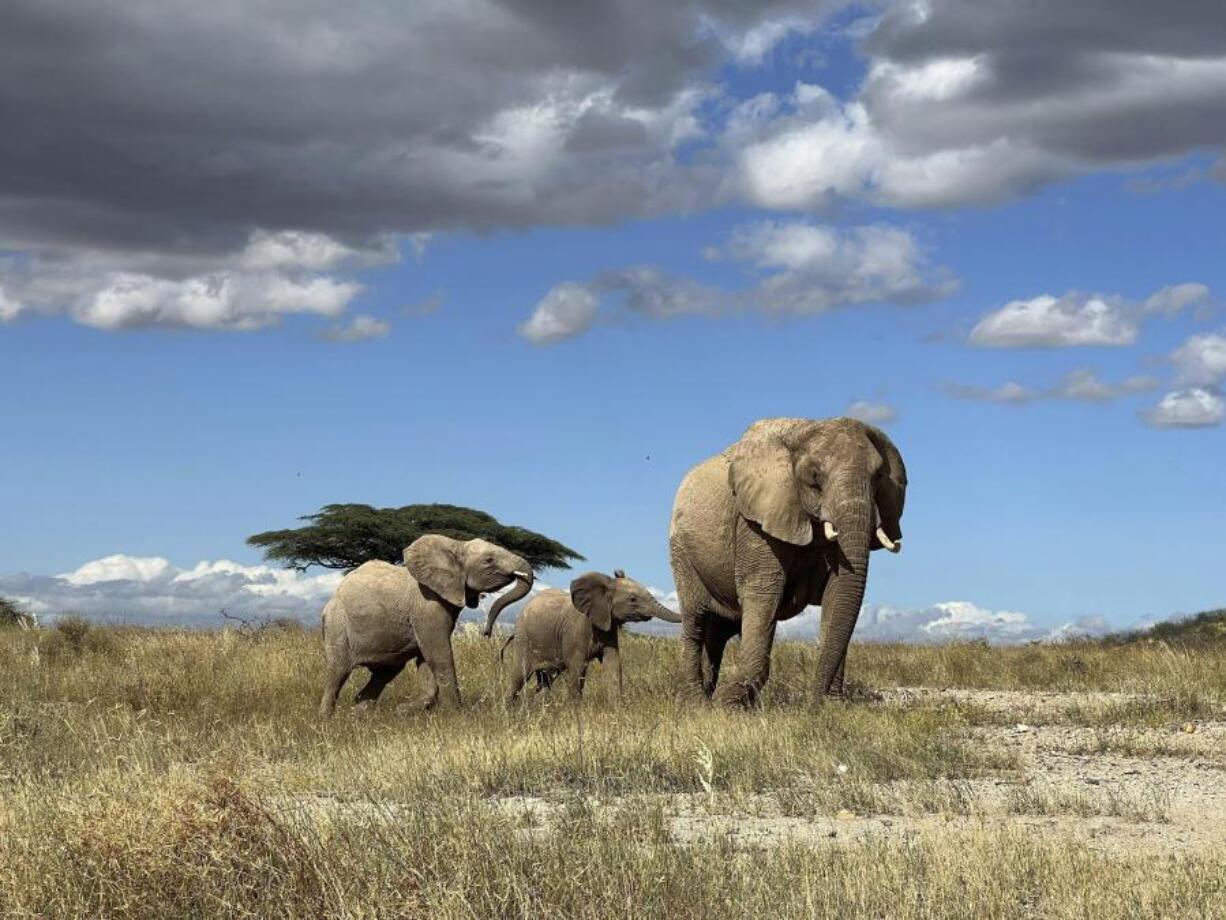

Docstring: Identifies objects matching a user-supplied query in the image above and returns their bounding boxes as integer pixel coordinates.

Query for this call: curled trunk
[816,482,872,697]
[482,572,533,637]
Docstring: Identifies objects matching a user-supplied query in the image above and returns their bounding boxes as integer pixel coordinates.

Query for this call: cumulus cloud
[968,283,1213,349]
[845,400,898,425]
[521,220,956,343]
[729,2,1226,210]
[519,282,601,345]
[969,293,1137,348]
[0,231,377,332]
[1141,388,1225,429]
[319,314,391,343]
[0,554,343,626]
[1171,331,1226,385]
[776,600,1113,644]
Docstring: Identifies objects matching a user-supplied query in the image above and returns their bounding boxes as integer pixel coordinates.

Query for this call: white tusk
[876,527,900,553]
[823,521,839,541]
[513,571,532,579]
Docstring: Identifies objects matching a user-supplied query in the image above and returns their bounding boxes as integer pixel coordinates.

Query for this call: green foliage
[247,502,584,572]
[0,596,33,629]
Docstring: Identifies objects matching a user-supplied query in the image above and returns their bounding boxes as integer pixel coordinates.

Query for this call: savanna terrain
[2,615,1224,919]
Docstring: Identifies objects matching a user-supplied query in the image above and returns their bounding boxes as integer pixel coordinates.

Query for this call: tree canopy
[247,503,585,572]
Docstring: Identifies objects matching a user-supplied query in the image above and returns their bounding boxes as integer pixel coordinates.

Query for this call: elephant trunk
[482,570,533,637]
[816,482,873,697]
[651,600,683,624]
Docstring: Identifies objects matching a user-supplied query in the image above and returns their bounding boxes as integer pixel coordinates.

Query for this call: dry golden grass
[1,621,1224,919]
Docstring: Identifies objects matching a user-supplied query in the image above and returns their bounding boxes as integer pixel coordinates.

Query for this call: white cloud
[776,599,1113,644]
[518,282,600,345]
[845,400,897,425]
[1142,388,1225,429]
[522,220,956,344]
[62,554,175,586]
[725,220,958,314]
[1171,332,1226,386]
[320,314,390,343]
[0,284,23,322]
[969,293,1136,348]
[0,230,375,332]
[3,553,343,624]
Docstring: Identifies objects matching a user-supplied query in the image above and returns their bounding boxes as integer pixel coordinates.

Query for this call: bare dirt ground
[487,688,1226,855]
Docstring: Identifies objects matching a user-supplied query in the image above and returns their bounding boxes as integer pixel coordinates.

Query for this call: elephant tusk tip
[823,521,839,541]
[513,571,532,579]
[876,527,900,553]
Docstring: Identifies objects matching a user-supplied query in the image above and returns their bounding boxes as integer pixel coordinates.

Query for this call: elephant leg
[504,667,528,705]
[701,615,736,698]
[602,645,623,703]
[414,607,462,709]
[564,658,589,700]
[354,663,406,707]
[416,660,440,709]
[713,601,778,709]
[319,663,351,719]
[671,545,710,703]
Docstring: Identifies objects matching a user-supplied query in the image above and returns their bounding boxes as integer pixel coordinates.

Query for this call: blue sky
[1,1,1223,639]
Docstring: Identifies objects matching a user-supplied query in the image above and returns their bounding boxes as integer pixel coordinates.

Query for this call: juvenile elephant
[669,417,906,707]
[319,534,533,717]
[501,570,680,702]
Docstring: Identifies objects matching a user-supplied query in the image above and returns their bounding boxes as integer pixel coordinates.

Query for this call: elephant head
[404,535,534,623]
[570,570,682,632]
[727,417,907,694]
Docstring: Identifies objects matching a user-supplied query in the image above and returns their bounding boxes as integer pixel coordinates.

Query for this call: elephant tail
[498,632,515,662]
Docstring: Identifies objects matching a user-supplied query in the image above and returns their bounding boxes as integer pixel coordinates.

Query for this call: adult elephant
[319,534,533,717]
[669,417,906,707]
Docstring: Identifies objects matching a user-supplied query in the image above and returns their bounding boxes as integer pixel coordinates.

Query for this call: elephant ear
[727,430,813,545]
[404,535,466,607]
[864,424,907,541]
[570,572,613,632]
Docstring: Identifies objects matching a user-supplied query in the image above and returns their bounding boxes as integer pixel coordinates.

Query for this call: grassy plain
[1,617,1224,919]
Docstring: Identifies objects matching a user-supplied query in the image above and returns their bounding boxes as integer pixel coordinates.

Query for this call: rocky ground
[485,688,1226,855]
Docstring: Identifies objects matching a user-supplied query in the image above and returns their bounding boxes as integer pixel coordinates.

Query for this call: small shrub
[0,597,34,629]
[41,615,121,660]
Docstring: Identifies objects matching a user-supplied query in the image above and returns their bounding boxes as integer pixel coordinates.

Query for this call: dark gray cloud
[0,0,840,260]
[735,0,1226,208]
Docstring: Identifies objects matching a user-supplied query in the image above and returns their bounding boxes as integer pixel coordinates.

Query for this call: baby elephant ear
[404,535,466,608]
[570,572,614,632]
[728,431,813,545]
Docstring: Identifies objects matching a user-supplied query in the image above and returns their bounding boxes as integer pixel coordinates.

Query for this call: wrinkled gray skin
[669,417,907,708]
[319,534,533,717]
[502,570,681,703]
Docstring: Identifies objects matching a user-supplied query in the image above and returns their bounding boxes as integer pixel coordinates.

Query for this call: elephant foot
[676,682,712,706]
[712,682,761,710]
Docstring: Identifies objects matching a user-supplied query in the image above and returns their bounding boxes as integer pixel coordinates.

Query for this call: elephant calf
[319,534,533,717]
[501,570,680,703]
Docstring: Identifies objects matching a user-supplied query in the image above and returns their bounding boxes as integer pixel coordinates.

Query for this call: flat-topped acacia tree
[247,503,584,573]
